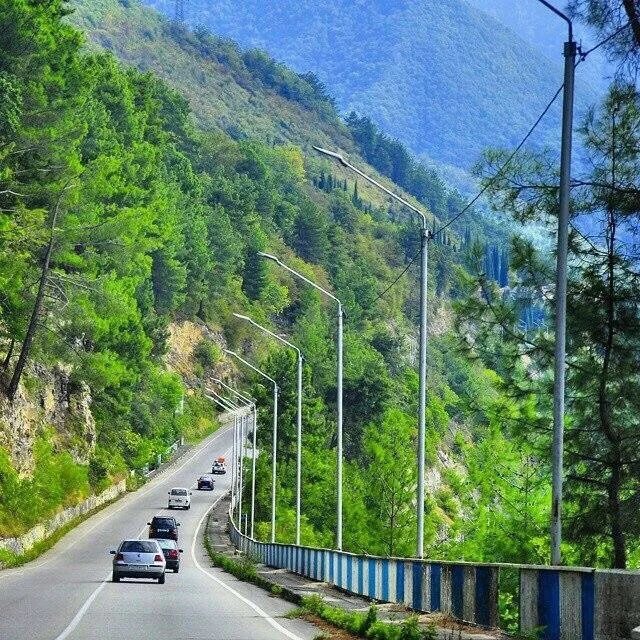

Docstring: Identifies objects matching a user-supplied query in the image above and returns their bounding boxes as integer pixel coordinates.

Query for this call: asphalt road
[0,418,317,640]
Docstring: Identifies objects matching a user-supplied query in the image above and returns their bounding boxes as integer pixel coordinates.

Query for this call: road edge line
[191,495,305,640]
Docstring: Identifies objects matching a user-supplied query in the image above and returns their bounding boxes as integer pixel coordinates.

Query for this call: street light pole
[207,391,244,520]
[211,380,256,520]
[311,147,430,558]
[233,313,304,545]
[534,0,576,567]
[225,350,279,542]
[258,252,345,551]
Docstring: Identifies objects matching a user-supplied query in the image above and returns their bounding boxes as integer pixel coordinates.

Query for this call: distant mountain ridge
[141,0,595,170]
[464,0,610,94]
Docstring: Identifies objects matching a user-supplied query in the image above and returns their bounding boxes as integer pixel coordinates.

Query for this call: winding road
[0,420,316,640]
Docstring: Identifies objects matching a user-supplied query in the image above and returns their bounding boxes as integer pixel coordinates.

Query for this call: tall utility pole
[535,0,576,566]
[312,148,431,558]
[258,252,345,551]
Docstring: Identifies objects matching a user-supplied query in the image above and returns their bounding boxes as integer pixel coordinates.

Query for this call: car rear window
[171,489,188,496]
[121,540,159,553]
[157,539,177,549]
[153,517,175,527]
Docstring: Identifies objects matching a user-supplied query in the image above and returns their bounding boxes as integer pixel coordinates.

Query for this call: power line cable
[368,82,563,308]
[369,29,618,306]
[370,247,423,307]
[436,26,626,235]
[579,21,631,59]
[435,82,564,235]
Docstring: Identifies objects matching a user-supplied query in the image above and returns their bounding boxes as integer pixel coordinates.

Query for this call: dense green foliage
[141,0,589,169]
[297,595,437,640]
[0,0,541,565]
[458,84,640,569]
[1,0,633,578]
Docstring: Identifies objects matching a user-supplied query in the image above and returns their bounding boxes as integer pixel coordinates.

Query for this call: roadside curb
[204,494,500,640]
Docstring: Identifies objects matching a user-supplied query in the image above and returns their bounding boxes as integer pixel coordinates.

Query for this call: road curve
[0,419,317,640]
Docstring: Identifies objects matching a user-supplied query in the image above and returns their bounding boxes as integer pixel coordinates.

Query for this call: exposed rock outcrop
[0,363,96,474]
[165,319,232,387]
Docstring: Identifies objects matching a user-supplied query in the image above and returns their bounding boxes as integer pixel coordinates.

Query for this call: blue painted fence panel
[538,570,560,640]
[452,565,464,619]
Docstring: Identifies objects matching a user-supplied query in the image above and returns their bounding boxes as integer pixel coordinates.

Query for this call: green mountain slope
[68,0,511,241]
[1,0,548,571]
[140,0,592,169]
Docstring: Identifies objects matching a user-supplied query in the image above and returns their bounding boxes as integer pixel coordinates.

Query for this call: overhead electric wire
[435,82,564,235]
[369,30,617,307]
[370,247,423,307]
[579,21,631,59]
[369,83,564,307]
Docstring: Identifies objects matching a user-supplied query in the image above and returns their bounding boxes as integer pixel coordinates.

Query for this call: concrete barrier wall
[229,519,640,639]
[0,479,127,557]
[519,567,640,640]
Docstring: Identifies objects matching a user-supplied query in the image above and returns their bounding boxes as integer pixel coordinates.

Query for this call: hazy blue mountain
[464,0,611,94]
[142,0,596,171]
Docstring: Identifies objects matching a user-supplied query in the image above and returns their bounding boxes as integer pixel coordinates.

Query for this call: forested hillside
[140,0,594,170]
[2,0,638,585]
[0,0,533,568]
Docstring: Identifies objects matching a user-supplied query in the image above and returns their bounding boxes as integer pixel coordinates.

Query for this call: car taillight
[154,554,163,562]
[168,550,178,558]
[116,553,124,561]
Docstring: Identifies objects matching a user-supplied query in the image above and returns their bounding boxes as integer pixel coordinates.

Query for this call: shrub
[194,339,222,370]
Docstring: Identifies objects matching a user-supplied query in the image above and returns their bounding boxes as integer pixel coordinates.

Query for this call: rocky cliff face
[164,319,232,387]
[0,363,96,474]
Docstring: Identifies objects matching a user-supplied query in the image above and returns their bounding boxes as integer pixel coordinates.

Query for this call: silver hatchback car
[110,539,166,583]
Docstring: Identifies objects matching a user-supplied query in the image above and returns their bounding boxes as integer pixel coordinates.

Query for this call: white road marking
[191,492,305,640]
[49,442,233,640]
[53,576,109,640]
[54,525,147,640]
[0,426,231,581]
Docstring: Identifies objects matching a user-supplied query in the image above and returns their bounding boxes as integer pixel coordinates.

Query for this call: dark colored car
[197,475,215,490]
[157,538,183,572]
[148,515,180,541]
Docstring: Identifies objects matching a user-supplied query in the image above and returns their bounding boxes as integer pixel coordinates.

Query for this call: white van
[167,487,191,510]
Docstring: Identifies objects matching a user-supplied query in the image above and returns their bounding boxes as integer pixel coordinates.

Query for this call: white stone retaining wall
[0,479,126,556]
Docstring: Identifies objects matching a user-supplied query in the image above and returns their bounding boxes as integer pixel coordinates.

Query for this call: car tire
[158,573,166,584]
[112,573,120,583]
[174,566,179,573]
[186,505,190,510]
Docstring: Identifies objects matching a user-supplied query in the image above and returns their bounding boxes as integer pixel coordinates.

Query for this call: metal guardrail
[228,513,640,639]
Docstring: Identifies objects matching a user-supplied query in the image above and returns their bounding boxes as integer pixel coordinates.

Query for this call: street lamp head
[257,251,280,264]
[233,313,252,322]
[313,145,348,167]
[224,348,237,357]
